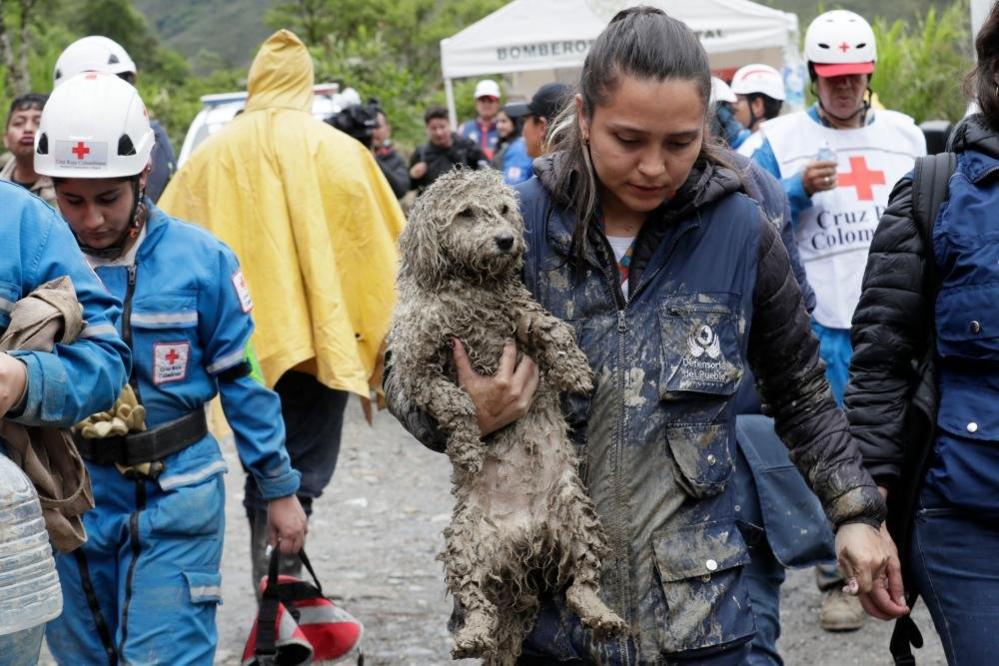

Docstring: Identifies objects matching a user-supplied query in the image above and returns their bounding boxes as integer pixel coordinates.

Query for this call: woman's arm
[844,177,929,488]
[747,218,885,527]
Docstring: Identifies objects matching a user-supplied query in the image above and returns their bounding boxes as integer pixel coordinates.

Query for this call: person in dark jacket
[386,8,899,664]
[371,110,409,199]
[846,8,999,662]
[409,106,488,193]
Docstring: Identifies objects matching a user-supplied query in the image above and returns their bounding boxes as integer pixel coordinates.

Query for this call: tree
[0,0,47,96]
[871,1,973,123]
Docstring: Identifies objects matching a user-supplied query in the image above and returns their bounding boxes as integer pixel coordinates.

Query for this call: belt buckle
[114,460,165,480]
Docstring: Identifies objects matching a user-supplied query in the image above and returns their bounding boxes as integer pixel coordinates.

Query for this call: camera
[326,98,380,149]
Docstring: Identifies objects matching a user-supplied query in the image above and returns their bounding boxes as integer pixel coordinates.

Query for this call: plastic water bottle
[816,142,837,163]
[0,454,62,635]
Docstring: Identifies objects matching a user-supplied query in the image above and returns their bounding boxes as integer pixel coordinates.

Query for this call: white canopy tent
[440,0,804,124]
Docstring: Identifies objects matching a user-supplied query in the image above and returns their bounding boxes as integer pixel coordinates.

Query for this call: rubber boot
[249,506,303,603]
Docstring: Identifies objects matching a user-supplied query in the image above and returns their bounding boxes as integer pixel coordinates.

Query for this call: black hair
[424,106,449,125]
[547,6,729,263]
[6,93,47,128]
[968,2,999,132]
[745,93,783,121]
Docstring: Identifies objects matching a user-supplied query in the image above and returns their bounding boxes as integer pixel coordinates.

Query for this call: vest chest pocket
[666,422,733,498]
[129,293,200,386]
[657,295,744,399]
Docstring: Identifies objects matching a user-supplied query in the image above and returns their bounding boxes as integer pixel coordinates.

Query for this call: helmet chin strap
[77,178,147,260]
[813,83,872,127]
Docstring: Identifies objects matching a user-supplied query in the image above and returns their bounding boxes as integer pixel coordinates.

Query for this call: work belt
[75,410,208,467]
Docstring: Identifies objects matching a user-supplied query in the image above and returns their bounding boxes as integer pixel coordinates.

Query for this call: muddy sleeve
[747,219,886,528]
[383,349,448,453]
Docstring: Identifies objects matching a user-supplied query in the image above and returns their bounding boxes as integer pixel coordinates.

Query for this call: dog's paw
[452,615,496,658]
[566,583,629,638]
[553,359,595,395]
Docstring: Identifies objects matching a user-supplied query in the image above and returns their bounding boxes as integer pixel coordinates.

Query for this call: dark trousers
[243,370,348,516]
[733,446,785,666]
[910,486,999,666]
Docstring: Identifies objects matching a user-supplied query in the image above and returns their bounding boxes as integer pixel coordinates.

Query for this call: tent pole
[445,78,457,128]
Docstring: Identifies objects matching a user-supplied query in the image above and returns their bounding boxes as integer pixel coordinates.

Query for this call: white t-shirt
[606,234,636,300]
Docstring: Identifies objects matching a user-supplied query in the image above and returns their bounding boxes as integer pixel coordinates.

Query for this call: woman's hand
[267,494,308,555]
[452,338,539,437]
[0,353,27,417]
[836,521,909,620]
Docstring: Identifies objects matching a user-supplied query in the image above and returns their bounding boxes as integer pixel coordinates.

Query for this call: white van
[177,83,353,167]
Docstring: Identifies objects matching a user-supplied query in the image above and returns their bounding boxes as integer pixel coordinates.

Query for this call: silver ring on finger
[826,176,833,186]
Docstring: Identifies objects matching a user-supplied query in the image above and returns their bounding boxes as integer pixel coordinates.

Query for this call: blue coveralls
[45,204,301,665]
[0,182,129,662]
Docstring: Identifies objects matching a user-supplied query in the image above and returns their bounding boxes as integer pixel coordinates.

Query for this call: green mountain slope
[133,0,272,68]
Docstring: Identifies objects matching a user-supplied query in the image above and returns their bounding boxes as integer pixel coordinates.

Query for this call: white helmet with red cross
[34,72,154,179]
[730,64,786,101]
[53,35,137,88]
[804,10,877,78]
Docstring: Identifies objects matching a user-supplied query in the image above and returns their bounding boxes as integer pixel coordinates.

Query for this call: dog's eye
[500,204,509,215]
[457,208,473,218]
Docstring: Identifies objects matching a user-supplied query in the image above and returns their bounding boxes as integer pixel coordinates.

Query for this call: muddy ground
[43,401,946,664]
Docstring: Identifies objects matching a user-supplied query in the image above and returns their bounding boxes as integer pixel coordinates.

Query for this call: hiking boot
[819,587,866,632]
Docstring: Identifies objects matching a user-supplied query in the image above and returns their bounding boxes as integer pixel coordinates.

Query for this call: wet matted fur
[388,169,628,664]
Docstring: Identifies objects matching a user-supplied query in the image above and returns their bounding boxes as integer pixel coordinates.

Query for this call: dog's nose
[495,235,515,252]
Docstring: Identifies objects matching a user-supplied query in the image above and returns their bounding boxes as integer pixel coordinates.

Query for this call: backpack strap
[887,152,956,666]
[910,152,956,285]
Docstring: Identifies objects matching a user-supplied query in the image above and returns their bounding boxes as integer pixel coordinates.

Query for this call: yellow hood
[245,29,313,114]
[159,30,404,397]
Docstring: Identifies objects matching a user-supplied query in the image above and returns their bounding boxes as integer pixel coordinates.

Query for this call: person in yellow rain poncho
[159,29,404,588]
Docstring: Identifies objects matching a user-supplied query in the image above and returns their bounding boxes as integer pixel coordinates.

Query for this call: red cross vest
[762,109,925,328]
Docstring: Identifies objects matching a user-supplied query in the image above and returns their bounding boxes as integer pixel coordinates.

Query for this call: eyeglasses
[477,96,499,103]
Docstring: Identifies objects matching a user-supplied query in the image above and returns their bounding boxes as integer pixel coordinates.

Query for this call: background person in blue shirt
[458,78,502,161]
[36,72,306,665]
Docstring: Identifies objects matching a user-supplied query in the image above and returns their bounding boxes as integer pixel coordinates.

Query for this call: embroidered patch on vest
[231,270,253,313]
[154,341,190,384]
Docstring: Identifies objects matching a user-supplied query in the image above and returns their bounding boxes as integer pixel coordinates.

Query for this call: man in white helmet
[53,35,177,203]
[36,72,306,663]
[750,9,926,633]
[730,64,785,157]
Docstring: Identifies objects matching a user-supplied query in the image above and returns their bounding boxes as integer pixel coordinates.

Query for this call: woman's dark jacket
[846,115,999,488]
[385,153,884,662]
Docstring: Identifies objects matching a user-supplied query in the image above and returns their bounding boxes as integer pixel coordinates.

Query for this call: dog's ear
[399,203,446,290]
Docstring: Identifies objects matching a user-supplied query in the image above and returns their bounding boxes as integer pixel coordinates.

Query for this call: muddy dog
[388,169,627,664]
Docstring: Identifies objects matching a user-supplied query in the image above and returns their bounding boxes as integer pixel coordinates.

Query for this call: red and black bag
[243,548,363,665]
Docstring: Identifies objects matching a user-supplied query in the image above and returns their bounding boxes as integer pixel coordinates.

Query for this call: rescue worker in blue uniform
[36,72,307,664]
[0,181,129,664]
[385,9,903,664]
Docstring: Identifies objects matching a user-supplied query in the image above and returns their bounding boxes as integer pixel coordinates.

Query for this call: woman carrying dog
[387,7,903,664]
[36,73,307,664]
